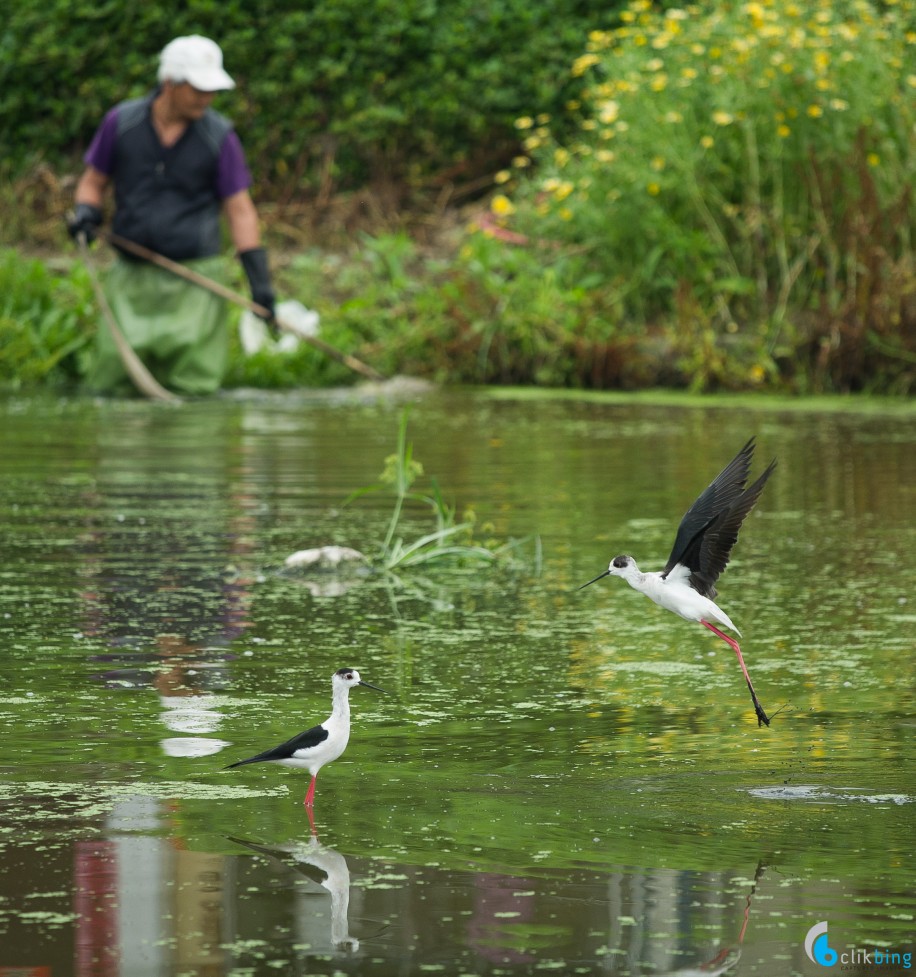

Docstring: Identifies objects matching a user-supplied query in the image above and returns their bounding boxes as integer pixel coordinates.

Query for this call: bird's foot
[754,701,770,727]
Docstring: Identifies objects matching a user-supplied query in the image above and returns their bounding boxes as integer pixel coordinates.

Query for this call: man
[68,35,275,395]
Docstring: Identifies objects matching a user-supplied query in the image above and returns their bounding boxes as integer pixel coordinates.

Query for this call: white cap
[158,35,235,92]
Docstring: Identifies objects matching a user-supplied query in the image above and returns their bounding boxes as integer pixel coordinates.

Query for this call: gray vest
[111,92,233,261]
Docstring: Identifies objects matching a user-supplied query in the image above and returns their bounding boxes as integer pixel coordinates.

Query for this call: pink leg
[304,775,317,808]
[701,621,770,727]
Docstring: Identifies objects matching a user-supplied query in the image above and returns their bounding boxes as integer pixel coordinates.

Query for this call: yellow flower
[867,153,880,167]
[650,73,668,92]
[700,135,714,148]
[494,170,511,184]
[651,156,665,171]
[712,110,734,126]
[745,2,765,29]
[665,110,683,123]
[554,180,575,201]
[559,208,573,221]
[572,53,601,76]
[598,100,620,123]
[777,124,791,138]
[554,147,570,167]
[512,156,530,168]
[515,117,534,130]
[490,194,515,217]
[647,182,661,196]
[807,104,823,118]
[829,99,848,111]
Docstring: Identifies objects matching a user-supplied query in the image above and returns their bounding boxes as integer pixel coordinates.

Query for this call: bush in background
[0,251,93,388]
[2,0,618,208]
[488,0,916,392]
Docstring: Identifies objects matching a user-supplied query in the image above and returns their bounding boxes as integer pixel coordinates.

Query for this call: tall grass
[491,0,916,391]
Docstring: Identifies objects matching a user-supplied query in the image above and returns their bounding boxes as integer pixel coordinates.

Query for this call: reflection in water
[229,827,360,953]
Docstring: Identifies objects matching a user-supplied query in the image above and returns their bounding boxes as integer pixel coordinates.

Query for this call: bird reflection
[228,828,358,952]
[656,860,766,977]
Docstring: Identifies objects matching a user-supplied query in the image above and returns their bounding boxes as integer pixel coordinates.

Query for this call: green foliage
[492,0,916,392]
[0,250,93,389]
[2,0,621,198]
[346,410,527,571]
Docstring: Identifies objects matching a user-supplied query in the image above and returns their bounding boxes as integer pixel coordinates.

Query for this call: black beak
[359,680,389,694]
[577,569,610,591]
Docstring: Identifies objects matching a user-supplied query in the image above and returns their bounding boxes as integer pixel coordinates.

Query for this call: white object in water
[284,545,368,569]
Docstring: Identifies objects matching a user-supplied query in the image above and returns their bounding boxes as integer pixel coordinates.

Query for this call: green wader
[86,255,230,396]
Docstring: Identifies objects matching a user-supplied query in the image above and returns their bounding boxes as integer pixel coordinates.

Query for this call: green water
[0,389,913,976]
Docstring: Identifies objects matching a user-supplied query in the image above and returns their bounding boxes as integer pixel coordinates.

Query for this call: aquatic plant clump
[348,410,533,571]
[494,0,916,391]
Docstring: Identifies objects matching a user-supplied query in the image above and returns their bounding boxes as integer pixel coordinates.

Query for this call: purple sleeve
[216,131,253,199]
[84,108,120,175]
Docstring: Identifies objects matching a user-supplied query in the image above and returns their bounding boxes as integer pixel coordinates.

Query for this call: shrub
[1,0,621,205]
[492,0,916,392]
[0,250,93,389]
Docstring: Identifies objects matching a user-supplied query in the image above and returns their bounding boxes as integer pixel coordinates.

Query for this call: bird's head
[333,667,388,694]
[608,554,635,577]
[577,554,634,591]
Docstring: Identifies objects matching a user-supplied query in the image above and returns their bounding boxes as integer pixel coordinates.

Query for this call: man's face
[167,82,217,121]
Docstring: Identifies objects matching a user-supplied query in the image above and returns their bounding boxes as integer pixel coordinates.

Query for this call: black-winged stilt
[226,667,387,806]
[579,437,776,726]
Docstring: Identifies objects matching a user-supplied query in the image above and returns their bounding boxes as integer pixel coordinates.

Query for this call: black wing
[225,723,329,768]
[228,836,330,886]
[662,439,775,598]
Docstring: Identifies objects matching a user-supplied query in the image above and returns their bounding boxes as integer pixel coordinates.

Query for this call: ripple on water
[747,784,912,805]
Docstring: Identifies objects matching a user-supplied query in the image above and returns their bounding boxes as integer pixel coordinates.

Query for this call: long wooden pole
[78,235,181,403]
[107,233,385,381]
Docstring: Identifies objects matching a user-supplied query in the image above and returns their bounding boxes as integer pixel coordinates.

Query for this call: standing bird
[579,437,776,726]
[226,667,387,806]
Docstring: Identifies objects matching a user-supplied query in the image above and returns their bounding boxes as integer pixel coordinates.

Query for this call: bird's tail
[714,608,741,637]
[224,753,271,770]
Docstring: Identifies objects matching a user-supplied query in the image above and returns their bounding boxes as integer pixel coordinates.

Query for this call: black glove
[67,203,104,244]
[239,247,276,323]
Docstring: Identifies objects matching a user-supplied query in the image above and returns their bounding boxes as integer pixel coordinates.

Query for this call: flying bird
[579,437,776,726]
[226,667,387,805]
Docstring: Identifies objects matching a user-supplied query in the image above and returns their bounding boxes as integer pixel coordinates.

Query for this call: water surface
[1,388,913,976]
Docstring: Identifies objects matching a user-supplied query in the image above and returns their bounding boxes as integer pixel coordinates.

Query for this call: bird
[578,437,776,726]
[226,667,387,806]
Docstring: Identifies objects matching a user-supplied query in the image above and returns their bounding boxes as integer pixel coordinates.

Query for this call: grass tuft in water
[348,408,536,571]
